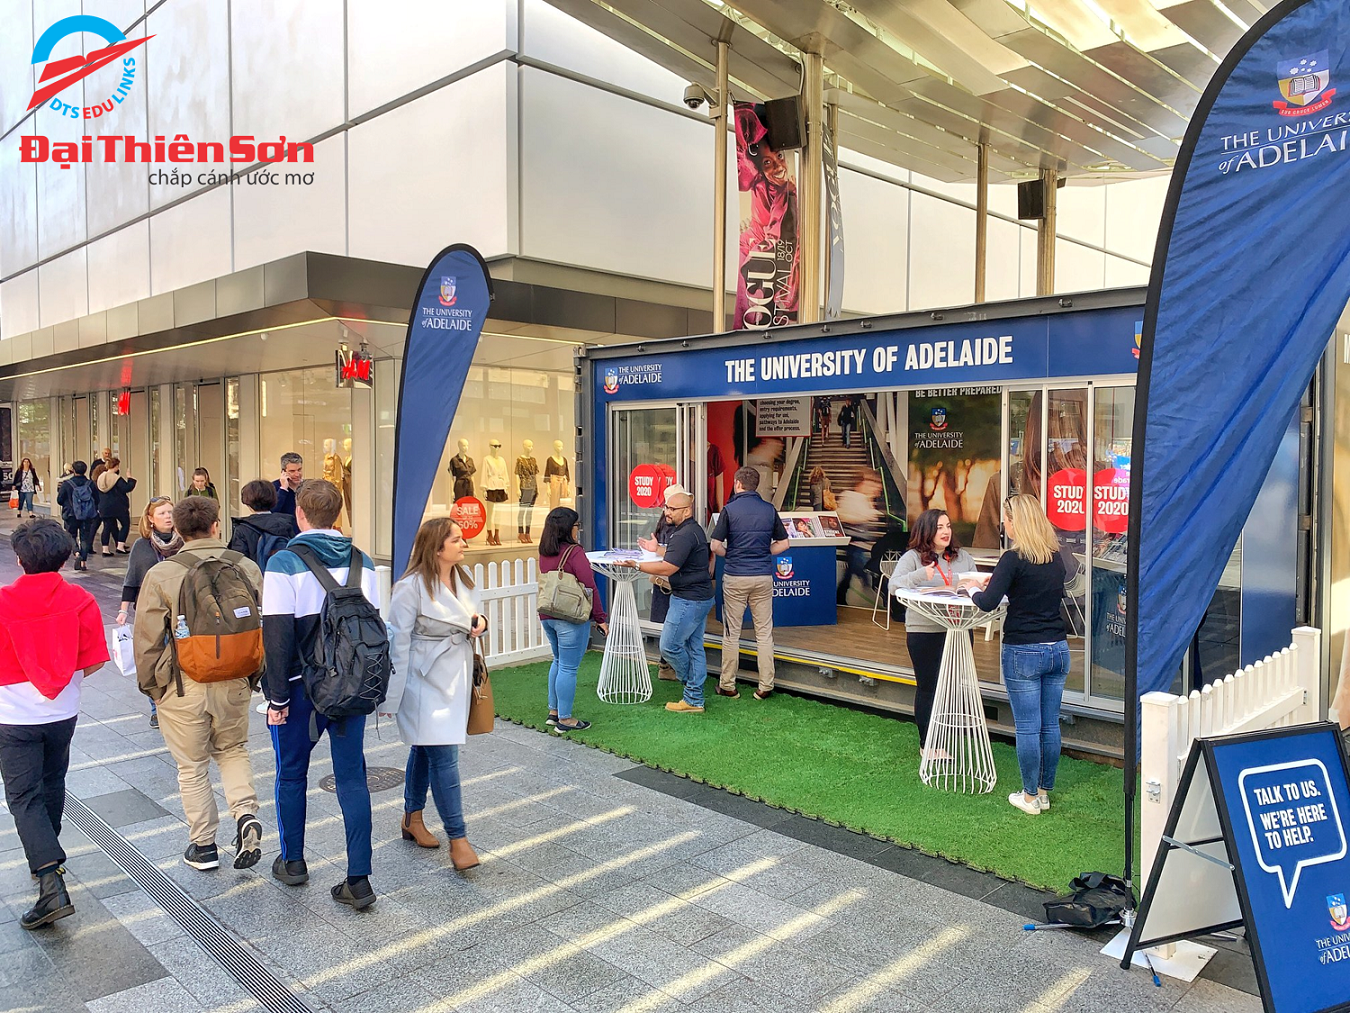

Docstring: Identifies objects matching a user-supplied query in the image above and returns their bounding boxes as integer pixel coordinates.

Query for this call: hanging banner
[391,245,494,574]
[822,118,845,321]
[734,102,799,330]
[1125,0,1350,886]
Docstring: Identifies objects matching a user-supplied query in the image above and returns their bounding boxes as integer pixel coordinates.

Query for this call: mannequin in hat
[483,440,508,546]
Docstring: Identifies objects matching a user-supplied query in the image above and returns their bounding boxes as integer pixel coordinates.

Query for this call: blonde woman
[118,497,182,729]
[380,517,484,872]
[964,494,1069,816]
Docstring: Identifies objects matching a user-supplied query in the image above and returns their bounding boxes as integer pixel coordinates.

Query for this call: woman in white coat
[380,516,485,871]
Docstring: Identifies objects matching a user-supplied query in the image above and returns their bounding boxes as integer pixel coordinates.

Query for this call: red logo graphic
[1045,469,1088,532]
[453,497,487,540]
[29,37,151,111]
[628,463,674,509]
[1093,468,1130,535]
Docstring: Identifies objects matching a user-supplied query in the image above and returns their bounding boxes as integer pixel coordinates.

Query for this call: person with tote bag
[380,517,484,872]
[537,507,607,733]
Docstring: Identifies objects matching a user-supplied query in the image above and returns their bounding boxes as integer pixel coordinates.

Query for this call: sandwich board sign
[1124,724,1350,1013]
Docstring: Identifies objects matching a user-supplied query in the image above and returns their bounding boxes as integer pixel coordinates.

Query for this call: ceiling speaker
[1017,180,1046,221]
[763,97,805,151]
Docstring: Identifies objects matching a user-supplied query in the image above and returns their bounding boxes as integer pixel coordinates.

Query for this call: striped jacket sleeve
[262,563,299,707]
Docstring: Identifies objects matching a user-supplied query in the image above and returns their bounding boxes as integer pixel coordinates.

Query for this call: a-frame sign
[1125,724,1350,1013]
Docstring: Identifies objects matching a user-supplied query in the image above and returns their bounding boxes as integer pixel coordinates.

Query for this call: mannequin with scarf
[0,519,110,929]
[117,498,184,729]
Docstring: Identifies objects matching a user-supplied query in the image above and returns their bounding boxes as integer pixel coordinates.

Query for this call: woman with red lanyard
[891,509,976,761]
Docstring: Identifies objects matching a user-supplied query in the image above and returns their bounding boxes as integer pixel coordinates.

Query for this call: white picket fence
[1140,626,1322,879]
[374,558,551,667]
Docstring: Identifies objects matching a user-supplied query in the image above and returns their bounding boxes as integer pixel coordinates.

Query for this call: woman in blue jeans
[538,508,608,732]
[381,516,483,871]
[965,494,1070,815]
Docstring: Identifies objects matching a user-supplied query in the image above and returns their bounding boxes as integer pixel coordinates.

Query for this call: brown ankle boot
[448,837,480,871]
[401,810,439,848]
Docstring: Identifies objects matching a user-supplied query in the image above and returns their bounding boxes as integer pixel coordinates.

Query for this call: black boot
[21,868,74,930]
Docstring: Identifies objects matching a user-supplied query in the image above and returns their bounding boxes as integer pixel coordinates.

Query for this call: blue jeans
[17,490,34,513]
[270,681,372,877]
[541,617,591,720]
[660,596,715,706]
[1002,641,1071,795]
[404,745,466,839]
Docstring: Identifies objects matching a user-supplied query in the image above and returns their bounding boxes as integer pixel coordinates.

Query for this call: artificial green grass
[492,652,1130,892]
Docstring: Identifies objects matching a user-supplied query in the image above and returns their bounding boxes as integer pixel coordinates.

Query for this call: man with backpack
[132,496,266,873]
[263,480,386,910]
[55,461,99,572]
[229,479,299,567]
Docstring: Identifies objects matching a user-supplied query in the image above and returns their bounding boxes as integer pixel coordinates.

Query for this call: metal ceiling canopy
[543,0,1264,181]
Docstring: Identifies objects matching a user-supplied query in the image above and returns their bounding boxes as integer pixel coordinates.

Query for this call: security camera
[683,83,715,110]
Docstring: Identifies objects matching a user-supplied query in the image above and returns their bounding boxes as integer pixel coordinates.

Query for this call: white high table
[894,587,1007,794]
[586,550,660,704]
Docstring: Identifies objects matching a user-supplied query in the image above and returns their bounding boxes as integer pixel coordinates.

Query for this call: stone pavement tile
[699,925,851,1004]
[566,974,686,1013]
[694,790,797,831]
[542,898,638,944]
[979,880,1060,923]
[684,879,831,942]
[415,940,518,997]
[120,814,195,860]
[65,764,135,798]
[0,977,88,1013]
[65,848,143,900]
[593,880,735,946]
[0,935,53,987]
[1197,943,1259,995]
[332,975,442,1013]
[774,816,894,863]
[101,888,187,946]
[25,881,168,1003]
[911,858,1006,903]
[1173,976,1265,1013]
[639,861,737,901]
[154,934,267,1011]
[81,787,172,828]
[683,975,816,1013]
[477,921,630,1004]
[812,979,939,1013]
[1020,955,1190,1013]
[85,976,201,1013]
[585,921,746,1003]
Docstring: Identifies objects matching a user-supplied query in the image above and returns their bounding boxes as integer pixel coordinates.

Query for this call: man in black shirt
[630,485,714,713]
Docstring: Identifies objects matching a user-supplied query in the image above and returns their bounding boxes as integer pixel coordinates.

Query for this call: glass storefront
[259,367,354,527]
[16,401,52,508]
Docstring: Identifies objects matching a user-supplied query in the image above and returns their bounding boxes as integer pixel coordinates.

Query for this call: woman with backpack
[96,458,136,556]
[13,458,41,517]
[380,516,484,872]
[537,507,607,734]
[186,468,218,500]
[117,497,182,729]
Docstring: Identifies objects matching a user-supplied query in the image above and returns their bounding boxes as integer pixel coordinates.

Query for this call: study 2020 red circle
[1093,467,1129,534]
[628,463,674,509]
[1045,468,1087,531]
[453,496,487,538]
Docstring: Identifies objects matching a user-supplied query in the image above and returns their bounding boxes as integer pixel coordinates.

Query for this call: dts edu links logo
[28,15,151,120]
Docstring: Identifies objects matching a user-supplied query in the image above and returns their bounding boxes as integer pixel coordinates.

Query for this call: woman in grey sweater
[891,509,975,760]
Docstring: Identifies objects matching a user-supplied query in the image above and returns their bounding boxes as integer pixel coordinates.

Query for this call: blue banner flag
[391,245,493,575]
[1126,0,1350,884]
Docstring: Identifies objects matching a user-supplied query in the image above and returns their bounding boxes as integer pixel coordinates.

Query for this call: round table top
[586,550,661,577]
[893,586,1006,630]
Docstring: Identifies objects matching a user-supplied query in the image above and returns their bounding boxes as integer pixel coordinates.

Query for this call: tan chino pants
[720,574,776,693]
[155,677,259,846]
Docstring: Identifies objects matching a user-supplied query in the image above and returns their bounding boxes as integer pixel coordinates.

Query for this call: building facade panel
[38,246,88,327]
[86,220,151,315]
[0,140,39,276]
[233,134,347,271]
[908,192,977,310]
[148,184,231,295]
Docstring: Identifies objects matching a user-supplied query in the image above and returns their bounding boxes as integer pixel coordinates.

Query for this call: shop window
[1089,386,1133,703]
[227,378,241,516]
[258,367,354,529]
[426,365,577,555]
[17,400,52,509]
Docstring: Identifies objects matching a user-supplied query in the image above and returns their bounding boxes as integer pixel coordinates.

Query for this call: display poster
[907,390,1000,548]
[755,398,811,437]
[734,102,799,330]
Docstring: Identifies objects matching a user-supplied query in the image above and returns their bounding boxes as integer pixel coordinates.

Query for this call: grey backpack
[537,545,593,623]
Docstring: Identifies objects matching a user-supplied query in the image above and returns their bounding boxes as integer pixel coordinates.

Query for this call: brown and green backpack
[166,550,264,693]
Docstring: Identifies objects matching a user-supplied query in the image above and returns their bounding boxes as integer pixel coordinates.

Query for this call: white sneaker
[1008,792,1040,815]
[1038,792,1050,811]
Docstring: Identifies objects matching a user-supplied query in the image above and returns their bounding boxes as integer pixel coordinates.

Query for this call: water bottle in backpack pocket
[288,544,392,726]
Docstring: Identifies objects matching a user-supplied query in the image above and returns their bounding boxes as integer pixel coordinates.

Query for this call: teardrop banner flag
[392,244,494,575]
[1125,0,1350,888]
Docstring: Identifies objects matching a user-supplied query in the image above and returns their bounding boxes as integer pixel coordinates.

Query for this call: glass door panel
[1089,385,1133,705]
[611,406,680,619]
[128,392,150,520]
[1047,388,1090,697]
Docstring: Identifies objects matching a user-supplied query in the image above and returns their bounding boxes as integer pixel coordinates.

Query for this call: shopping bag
[7,489,16,509]
[110,625,137,678]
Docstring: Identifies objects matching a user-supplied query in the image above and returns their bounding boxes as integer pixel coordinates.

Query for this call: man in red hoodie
[0,519,109,929]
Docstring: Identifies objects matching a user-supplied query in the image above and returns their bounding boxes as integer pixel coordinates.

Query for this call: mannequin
[322,438,347,530]
[545,440,570,511]
[341,437,354,525]
[447,438,475,501]
[483,439,508,546]
[516,439,539,543]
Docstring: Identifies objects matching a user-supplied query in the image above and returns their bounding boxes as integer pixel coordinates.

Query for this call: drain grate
[64,796,314,1013]
[319,765,404,794]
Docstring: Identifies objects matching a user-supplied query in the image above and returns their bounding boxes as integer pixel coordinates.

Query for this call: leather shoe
[401,810,440,848]
[21,869,73,930]
[665,700,704,714]
[715,687,740,699]
[448,837,480,871]
[332,878,376,909]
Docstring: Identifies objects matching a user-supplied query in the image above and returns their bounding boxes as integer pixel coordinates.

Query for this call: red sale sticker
[452,496,487,539]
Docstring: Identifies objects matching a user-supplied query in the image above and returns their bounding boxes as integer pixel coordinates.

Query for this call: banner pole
[974,142,989,304]
[712,39,728,332]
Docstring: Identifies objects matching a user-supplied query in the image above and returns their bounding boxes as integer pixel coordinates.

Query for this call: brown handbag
[466,637,494,735]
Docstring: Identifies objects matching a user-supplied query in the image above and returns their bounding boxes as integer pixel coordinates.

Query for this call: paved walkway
[0,514,1261,1013]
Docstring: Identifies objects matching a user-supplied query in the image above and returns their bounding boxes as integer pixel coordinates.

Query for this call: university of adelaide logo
[929,407,948,431]
[1117,585,1128,616]
[438,276,457,307]
[775,557,794,580]
[1275,52,1334,117]
[604,368,619,394]
[1331,893,1350,931]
